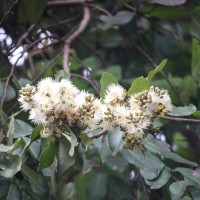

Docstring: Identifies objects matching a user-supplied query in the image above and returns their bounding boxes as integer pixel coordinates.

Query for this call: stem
[162,116,200,123]
[89,129,107,139]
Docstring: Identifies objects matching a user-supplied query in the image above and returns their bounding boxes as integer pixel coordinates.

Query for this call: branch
[63,1,91,78]
[162,116,200,123]
[47,0,92,6]
[89,129,107,139]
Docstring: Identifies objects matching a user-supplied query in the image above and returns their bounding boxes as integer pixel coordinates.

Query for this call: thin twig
[0,0,19,24]
[63,0,91,78]
[162,116,200,123]
[47,0,92,6]
[89,129,107,139]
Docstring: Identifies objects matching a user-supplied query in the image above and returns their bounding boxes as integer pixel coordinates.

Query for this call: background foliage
[1,0,200,199]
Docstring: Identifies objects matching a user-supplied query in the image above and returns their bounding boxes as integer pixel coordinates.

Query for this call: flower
[104,84,127,105]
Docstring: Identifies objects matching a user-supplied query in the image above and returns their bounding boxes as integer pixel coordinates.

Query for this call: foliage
[1,0,200,199]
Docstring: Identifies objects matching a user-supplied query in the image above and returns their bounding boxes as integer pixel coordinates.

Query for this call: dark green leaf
[145,167,171,189]
[100,72,118,99]
[175,168,200,189]
[39,141,58,169]
[58,136,75,176]
[169,181,187,200]
[14,119,33,138]
[192,38,200,76]
[0,81,16,102]
[57,182,77,200]
[168,104,197,117]
[108,129,123,153]
[128,76,150,94]
[192,111,200,118]
[80,133,93,151]
[147,59,167,82]
[145,135,197,167]
[22,0,49,22]
[0,156,22,178]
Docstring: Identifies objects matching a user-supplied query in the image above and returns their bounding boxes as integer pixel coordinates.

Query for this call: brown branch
[162,116,200,123]
[0,0,19,24]
[63,1,91,78]
[89,129,107,139]
[47,0,92,6]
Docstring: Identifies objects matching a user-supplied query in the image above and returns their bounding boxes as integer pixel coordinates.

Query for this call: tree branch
[162,116,200,123]
[89,129,107,139]
[63,1,91,78]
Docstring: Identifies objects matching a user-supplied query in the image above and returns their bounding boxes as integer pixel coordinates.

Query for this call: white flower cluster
[18,77,172,149]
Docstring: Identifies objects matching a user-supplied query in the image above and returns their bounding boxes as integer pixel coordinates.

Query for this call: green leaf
[0,156,22,178]
[145,167,171,189]
[57,182,77,200]
[0,138,22,153]
[169,181,187,200]
[128,76,150,94]
[100,72,119,99]
[175,168,200,189]
[21,165,38,188]
[144,135,197,167]
[147,59,167,82]
[0,179,22,200]
[192,38,200,76]
[108,129,123,153]
[22,0,49,22]
[80,133,93,151]
[180,76,198,104]
[168,104,197,117]
[7,115,15,145]
[87,173,107,200]
[192,111,200,118]
[0,81,16,102]
[39,141,58,169]
[150,0,186,6]
[99,11,134,26]
[140,151,164,180]
[58,136,75,176]
[121,150,160,172]
[14,119,33,138]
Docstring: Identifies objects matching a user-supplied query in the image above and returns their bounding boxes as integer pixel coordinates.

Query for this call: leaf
[0,81,16,102]
[39,141,58,169]
[190,16,200,41]
[175,168,200,189]
[0,179,22,200]
[57,182,77,200]
[7,115,15,145]
[100,72,118,99]
[168,104,197,117]
[140,151,164,180]
[62,132,77,157]
[180,76,198,104]
[147,59,167,82]
[145,167,171,189]
[80,133,93,151]
[0,138,22,153]
[22,0,49,22]
[108,129,123,153]
[192,111,200,118]
[0,156,22,178]
[58,136,75,176]
[192,38,200,76]
[21,165,39,188]
[149,0,187,6]
[99,11,134,26]
[128,76,150,94]
[87,173,107,200]
[169,181,187,200]
[14,119,33,138]
[121,150,160,173]
[144,135,197,167]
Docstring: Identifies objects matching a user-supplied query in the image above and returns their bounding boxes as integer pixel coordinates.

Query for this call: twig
[89,129,107,139]
[162,116,200,123]
[0,0,19,24]
[63,0,91,78]
[71,73,100,95]
[1,53,24,107]
[47,0,92,6]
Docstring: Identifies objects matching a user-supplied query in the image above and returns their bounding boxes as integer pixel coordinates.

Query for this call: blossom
[104,84,127,105]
